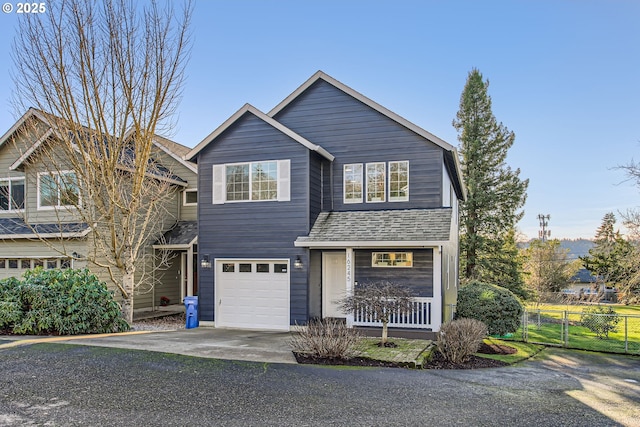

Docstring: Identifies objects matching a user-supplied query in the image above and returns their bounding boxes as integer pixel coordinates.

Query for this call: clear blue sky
[1,1,639,240]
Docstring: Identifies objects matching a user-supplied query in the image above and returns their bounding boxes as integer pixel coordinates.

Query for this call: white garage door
[215,259,290,331]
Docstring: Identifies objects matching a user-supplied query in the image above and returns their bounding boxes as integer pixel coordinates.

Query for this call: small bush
[289,318,360,359]
[456,281,523,336]
[580,306,620,339]
[0,268,129,335]
[436,318,488,364]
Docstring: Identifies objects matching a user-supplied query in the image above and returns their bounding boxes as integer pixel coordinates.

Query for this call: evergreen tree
[453,69,529,285]
[581,213,640,303]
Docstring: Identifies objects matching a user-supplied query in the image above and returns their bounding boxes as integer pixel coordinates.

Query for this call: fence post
[522,310,528,342]
[563,311,569,347]
[625,315,628,354]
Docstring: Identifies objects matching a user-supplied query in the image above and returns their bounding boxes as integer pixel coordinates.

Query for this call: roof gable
[186,103,334,161]
[270,71,465,200]
[0,108,193,184]
[270,71,455,151]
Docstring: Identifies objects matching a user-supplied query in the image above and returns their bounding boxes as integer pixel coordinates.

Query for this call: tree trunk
[381,321,388,345]
[121,271,135,325]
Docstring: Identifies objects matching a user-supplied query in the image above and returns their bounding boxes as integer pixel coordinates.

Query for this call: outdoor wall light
[294,256,303,269]
[72,252,83,259]
[200,255,212,269]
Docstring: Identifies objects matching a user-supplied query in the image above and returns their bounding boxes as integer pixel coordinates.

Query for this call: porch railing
[352,297,434,329]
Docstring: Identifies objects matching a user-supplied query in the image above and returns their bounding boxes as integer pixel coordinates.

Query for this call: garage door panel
[216,260,290,330]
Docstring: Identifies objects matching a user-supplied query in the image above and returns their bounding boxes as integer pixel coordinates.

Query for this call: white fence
[352,297,434,329]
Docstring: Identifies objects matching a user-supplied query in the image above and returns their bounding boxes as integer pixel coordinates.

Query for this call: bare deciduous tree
[340,281,414,346]
[10,0,192,323]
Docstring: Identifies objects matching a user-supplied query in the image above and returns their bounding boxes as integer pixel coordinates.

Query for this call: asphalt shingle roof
[0,218,88,237]
[156,221,197,246]
[297,209,452,243]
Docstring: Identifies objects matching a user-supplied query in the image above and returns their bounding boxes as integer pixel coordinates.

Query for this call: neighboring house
[187,71,465,333]
[565,268,617,301]
[0,108,198,311]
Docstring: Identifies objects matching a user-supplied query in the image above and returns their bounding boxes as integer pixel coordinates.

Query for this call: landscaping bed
[294,337,531,369]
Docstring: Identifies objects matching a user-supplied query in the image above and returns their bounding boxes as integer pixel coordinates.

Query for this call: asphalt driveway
[1,339,639,426]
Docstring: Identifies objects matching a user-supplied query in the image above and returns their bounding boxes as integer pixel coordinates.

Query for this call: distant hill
[518,238,594,260]
[559,239,595,259]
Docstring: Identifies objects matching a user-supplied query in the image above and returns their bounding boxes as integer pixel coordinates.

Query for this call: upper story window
[212,160,290,204]
[0,178,25,211]
[366,162,386,202]
[38,171,80,209]
[344,161,409,204]
[343,164,363,203]
[183,189,197,206]
[389,161,409,202]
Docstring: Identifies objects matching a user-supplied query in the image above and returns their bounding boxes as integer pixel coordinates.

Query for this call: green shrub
[436,318,488,364]
[0,268,129,335]
[580,305,620,339]
[456,280,523,336]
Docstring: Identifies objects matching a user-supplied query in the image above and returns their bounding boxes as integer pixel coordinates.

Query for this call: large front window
[0,178,25,211]
[372,252,413,267]
[225,161,277,202]
[38,171,80,209]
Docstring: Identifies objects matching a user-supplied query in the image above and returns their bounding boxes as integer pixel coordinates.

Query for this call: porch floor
[133,304,185,321]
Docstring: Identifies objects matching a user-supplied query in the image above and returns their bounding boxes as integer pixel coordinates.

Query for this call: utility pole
[538,214,551,241]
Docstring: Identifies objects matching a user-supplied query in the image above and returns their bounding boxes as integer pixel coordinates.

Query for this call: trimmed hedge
[456,280,523,336]
[0,268,129,335]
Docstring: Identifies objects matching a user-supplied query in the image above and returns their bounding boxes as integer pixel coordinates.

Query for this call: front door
[322,252,346,318]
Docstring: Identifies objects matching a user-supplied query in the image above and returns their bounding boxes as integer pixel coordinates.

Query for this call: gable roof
[274,71,466,201]
[0,108,193,184]
[295,208,452,248]
[186,103,334,162]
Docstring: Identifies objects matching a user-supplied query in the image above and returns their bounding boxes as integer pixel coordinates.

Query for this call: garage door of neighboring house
[215,259,290,331]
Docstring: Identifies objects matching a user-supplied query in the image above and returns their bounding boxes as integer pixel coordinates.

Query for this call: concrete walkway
[0,327,297,364]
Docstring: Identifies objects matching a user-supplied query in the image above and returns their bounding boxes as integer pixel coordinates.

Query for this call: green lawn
[479,338,544,364]
[526,303,640,316]
[354,337,431,368]
[514,304,640,354]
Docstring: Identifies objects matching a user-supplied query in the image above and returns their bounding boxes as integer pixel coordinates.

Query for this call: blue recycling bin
[184,296,199,329]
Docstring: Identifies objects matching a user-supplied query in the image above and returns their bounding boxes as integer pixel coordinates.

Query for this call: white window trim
[366,162,386,203]
[183,188,198,206]
[0,177,25,212]
[343,163,363,204]
[388,161,409,202]
[213,159,290,204]
[37,170,81,210]
[371,251,414,268]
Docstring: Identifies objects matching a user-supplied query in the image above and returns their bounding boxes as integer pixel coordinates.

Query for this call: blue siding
[195,75,458,327]
[273,80,444,211]
[196,112,311,323]
[354,249,434,297]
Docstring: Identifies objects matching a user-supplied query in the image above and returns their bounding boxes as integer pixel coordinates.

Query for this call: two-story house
[187,71,465,333]
[0,108,199,312]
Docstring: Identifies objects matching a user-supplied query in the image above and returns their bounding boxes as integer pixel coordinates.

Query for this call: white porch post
[345,247,354,327]
[187,245,194,297]
[432,246,443,332]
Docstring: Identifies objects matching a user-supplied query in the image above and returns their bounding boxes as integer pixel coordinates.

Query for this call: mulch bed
[294,341,516,369]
